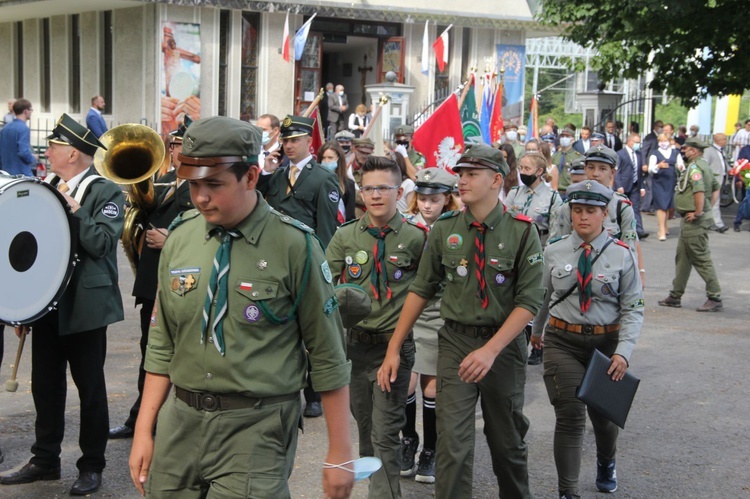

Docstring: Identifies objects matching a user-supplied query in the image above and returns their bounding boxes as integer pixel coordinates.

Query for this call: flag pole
[457,72,474,110]
[302,88,325,118]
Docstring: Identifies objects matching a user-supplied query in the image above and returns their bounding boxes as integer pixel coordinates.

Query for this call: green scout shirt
[532,230,644,361]
[408,149,425,169]
[409,203,545,326]
[552,148,584,192]
[145,195,351,396]
[503,183,562,235]
[511,142,525,161]
[675,157,718,234]
[327,211,428,332]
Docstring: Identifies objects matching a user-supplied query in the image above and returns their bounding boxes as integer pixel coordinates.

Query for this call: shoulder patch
[271,209,314,233]
[404,218,430,233]
[509,185,519,193]
[339,218,360,228]
[168,209,200,231]
[437,210,461,221]
[547,234,569,245]
[614,239,630,249]
[512,213,533,223]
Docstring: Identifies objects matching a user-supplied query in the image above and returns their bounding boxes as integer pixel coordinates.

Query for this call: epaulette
[509,185,520,193]
[404,218,430,233]
[168,209,200,231]
[614,239,630,249]
[613,191,629,200]
[620,198,632,206]
[512,213,533,223]
[547,234,568,245]
[339,218,359,228]
[271,209,314,233]
[437,210,461,221]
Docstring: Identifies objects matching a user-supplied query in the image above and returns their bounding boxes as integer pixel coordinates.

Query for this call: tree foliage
[537,0,749,106]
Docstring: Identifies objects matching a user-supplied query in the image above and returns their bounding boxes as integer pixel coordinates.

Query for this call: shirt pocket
[293,189,314,202]
[487,255,516,282]
[551,265,576,289]
[593,272,620,298]
[385,253,415,282]
[231,277,283,326]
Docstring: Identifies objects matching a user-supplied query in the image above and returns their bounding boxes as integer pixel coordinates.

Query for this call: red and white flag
[412,93,465,171]
[489,80,505,143]
[308,106,324,159]
[281,11,290,62]
[432,25,452,73]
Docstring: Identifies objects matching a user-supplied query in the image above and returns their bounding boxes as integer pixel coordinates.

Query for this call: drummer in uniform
[128,117,354,498]
[378,144,545,499]
[0,114,124,496]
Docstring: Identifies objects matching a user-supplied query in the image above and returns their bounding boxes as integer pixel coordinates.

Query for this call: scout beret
[280,115,314,139]
[168,116,192,144]
[567,180,613,207]
[177,116,261,180]
[683,137,709,150]
[504,123,519,131]
[569,157,586,175]
[394,124,414,136]
[352,137,375,151]
[560,127,575,136]
[334,284,372,329]
[47,113,106,156]
[590,132,605,142]
[518,125,527,134]
[584,144,618,167]
[540,133,556,143]
[334,130,355,141]
[414,168,458,195]
[453,144,509,176]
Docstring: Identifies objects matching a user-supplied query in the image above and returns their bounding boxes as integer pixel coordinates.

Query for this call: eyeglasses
[361,185,399,196]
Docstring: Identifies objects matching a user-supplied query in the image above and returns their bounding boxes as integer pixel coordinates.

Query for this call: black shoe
[717,225,729,233]
[637,232,649,239]
[399,435,419,476]
[108,424,135,439]
[70,471,102,496]
[303,401,323,418]
[0,462,61,485]
[527,347,543,366]
[596,458,617,493]
[735,224,742,232]
[415,448,436,483]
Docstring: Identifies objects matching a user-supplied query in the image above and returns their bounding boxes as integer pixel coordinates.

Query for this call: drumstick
[5,330,27,392]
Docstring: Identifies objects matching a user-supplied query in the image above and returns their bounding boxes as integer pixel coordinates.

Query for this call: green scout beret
[504,123,518,131]
[567,180,613,207]
[584,144,617,167]
[394,124,414,136]
[177,116,261,180]
[334,284,372,329]
[352,137,375,151]
[280,115,314,139]
[334,130,355,141]
[453,144,509,177]
[560,127,575,137]
[414,168,458,195]
[518,125,527,134]
[683,137,709,150]
[569,157,586,175]
[47,113,106,156]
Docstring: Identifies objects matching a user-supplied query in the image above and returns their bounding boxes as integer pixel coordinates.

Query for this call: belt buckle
[582,324,594,335]
[478,327,493,339]
[200,393,219,412]
[359,331,372,344]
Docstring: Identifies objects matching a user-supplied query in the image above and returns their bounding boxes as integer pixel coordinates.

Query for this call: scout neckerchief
[521,188,534,215]
[202,228,241,355]
[577,242,593,313]
[470,221,489,309]
[365,224,393,301]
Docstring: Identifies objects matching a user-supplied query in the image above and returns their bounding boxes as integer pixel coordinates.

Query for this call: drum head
[0,177,76,324]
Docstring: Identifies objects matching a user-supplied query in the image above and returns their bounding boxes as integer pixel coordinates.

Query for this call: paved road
[1,209,748,498]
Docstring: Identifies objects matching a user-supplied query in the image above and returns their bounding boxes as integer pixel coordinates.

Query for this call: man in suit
[639,120,663,213]
[614,133,647,238]
[85,95,108,138]
[0,114,124,496]
[327,85,348,135]
[573,126,591,154]
[109,122,193,440]
[604,120,623,151]
[703,133,729,232]
[0,98,36,176]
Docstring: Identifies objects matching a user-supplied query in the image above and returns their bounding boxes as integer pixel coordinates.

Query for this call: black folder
[576,349,640,429]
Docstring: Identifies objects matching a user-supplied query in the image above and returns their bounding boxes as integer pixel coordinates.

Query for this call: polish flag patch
[239,282,253,291]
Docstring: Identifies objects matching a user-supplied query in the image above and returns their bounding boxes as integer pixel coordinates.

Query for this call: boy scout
[552,127,584,195]
[326,156,427,498]
[128,117,354,499]
[658,138,722,312]
[378,144,545,499]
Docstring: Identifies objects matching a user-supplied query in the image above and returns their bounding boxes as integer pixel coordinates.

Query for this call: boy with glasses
[327,156,428,498]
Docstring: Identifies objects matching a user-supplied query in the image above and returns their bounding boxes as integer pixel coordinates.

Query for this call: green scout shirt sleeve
[325,224,348,281]
[616,200,639,251]
[315,170,341,248]
[511,222,546,316]
[531,245,555,338]
[409,223,445,301]
[144,237,177,375]
[549,202,571,242]
[688,163,706,193]
[614,248,644,361]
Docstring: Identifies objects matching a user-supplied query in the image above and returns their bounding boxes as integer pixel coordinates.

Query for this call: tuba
[94,124,165,274]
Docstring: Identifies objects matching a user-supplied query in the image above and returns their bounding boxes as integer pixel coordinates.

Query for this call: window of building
[14,22,23,98]
[240,12,259,121]
[40,18,50,113]
[101,11,113,112]
[69,14,81,114]
[218,9,229,116]
[434,25,451,100]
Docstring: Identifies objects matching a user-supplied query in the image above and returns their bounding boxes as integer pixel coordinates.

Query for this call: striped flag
[420,20,429,75]
[281,11,290,62]
[433,25,451,72]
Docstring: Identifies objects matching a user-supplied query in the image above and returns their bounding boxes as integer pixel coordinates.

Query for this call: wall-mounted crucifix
[358,54,373,104]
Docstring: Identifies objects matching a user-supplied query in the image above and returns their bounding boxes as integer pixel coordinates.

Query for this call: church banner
[161,22,202,134]
[495,44,526,125]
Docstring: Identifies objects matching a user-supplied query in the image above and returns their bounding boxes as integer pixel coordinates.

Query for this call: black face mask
[395,140,410,148]
[341,145,351,153]
[520,173,538,187]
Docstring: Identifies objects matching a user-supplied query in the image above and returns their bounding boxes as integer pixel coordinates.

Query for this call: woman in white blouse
[348,104,369,138]
[648,133,685,240]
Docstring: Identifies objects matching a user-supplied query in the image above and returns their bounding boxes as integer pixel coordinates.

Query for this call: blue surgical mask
[632,142,642,152]
[338,91,344,96]
[506,131,518,142]
[261,131,270,146]
[321,160,338,172]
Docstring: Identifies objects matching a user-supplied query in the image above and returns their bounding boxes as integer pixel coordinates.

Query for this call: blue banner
[496,44,526,124]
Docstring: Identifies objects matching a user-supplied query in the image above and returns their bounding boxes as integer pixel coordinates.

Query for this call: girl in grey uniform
[531,180,644,499]
[400,167,458,483]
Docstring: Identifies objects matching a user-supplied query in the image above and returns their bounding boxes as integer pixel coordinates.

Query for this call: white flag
[420,20,429,75]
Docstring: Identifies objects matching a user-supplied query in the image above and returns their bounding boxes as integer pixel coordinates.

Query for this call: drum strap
[46,172,104,204]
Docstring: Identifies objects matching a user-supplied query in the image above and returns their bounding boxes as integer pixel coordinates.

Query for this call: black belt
[348,327,395,345]
[539,229,549,236]
[174,386,299,412]
[445,319,500,339]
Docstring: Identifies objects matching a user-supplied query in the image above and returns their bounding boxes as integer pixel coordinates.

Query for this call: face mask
[519,134,526,142]
[338,91,344,96]
[632,142,642,152]
[559,137,573,148]
[320,160,338,172]
[655,127,663,134]
[261,131,271,146]
[689,130,697,137]
[506,131,518,142]
[395,140,410,148]
[520,173,538,187]
[341,145,351,153]
[659,141,670,150]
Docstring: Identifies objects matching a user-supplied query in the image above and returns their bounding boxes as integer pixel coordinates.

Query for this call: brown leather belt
[175,386,298,412]
[549,316,620,335]
[348,327,395,345]
[445,319,500,339]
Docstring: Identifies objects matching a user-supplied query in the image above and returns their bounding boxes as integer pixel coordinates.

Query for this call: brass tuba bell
[94,124,165,274]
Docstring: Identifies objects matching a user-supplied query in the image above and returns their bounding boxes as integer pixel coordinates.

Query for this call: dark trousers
[641,174,654,212]
[30,310,109,473]
[624,185,644,234]
[123,299,154,428]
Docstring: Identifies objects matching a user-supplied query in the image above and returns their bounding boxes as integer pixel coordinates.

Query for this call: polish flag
[433,25,452,73]
[281,11,290,62]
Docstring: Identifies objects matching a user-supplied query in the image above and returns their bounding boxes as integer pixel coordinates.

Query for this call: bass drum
[0,175,77,325]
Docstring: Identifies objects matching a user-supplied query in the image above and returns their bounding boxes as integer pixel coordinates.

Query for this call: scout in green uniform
[378,144,545,499]
[257,115,341,247]
[394,125,425,177]
[326,156,428,499]
[552,127,584,195]
[505,123,526,160]
[658,138,722,312]
[350,137,375,217]
[129,117,354,499]
[532,180,644,499]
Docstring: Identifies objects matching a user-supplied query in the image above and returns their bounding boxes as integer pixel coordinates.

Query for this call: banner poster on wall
[495,44,526,125]
[161,22,202,134]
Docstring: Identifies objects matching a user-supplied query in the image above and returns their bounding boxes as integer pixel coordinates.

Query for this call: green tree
[537,0,748,107]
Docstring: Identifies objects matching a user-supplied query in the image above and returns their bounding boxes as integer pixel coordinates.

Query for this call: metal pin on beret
[334,130,355,141]
[280,115,314,139]
[584,145,618,167]
[47,113,106,156]
[352,137,375,151]
[394,124,415,136]
[414,168,458,195]
[453,144,509,177]
[567,180,613,207]
[569,157,586,176]
[560,127,575,136]
[177,116,261,180]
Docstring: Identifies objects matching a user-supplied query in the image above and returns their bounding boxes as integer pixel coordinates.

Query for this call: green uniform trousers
[146,393,300,499]
[542,326,619,498]
[435,324,531,499]
[670,221,721,300]
[348,336,414,499]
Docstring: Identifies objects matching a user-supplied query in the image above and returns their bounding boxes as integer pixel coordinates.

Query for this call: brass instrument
[94,124,165,274]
